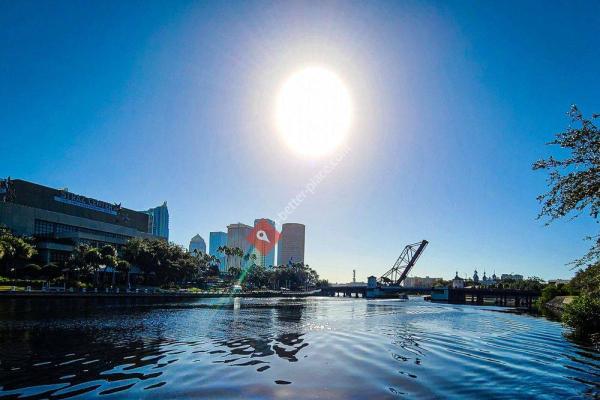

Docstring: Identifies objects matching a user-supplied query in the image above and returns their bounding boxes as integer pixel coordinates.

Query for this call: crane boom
[379,240,429,286]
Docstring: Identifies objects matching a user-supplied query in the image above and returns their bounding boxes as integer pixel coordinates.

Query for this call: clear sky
[1,1,599,282]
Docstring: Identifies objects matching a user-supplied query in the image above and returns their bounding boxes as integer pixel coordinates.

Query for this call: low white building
[548,278,570,285]
[452,272,465,289]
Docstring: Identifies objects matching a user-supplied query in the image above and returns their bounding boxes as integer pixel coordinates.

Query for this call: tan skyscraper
[227,223,252,269]
[277,223,305,266]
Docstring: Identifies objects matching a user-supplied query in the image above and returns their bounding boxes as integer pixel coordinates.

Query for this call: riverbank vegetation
[0,231,327,292]
[534,106,600,339]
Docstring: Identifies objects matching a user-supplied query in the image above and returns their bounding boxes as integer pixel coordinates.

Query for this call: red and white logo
[247,219,279,255]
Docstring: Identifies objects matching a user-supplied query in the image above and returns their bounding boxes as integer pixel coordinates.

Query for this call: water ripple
[0,297,597,399]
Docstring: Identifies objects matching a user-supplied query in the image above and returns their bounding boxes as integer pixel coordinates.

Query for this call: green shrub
[71,281,89,289]
[570,263,600,297]
[541,284,567,303]
[562,293,600,337]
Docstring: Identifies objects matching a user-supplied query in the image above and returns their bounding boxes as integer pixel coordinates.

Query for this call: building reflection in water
[211,298,309,366]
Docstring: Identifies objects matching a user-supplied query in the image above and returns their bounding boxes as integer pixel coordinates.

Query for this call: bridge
[319,285,540,308]
[319,240,430,298]
[320,284,433,298]
[365,240,429,298]
[445,287,539,307]
[319,239,540,308]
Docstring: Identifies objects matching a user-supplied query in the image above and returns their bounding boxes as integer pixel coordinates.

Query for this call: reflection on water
[0,297,598,399]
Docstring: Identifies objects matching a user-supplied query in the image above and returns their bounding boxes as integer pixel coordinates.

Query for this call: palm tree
[21,263,41,280]
[0,227,37,275]
[228,265,242,282]
[100,245,118,286]
[67,244,90,283]
[218,246,245,279]
[84,248,102,287]
[41,263,60,288]
[117,260,131,289]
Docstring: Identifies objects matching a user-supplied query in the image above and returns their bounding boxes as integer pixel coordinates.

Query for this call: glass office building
[146,202,169,240]
[209,231,228,272]
[189,234,206,254]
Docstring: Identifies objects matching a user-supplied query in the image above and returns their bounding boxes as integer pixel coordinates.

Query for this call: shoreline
[0,290,322,299]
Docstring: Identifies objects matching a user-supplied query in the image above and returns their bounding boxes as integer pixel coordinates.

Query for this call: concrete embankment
[545,295,576,316]
[0,290,321,299]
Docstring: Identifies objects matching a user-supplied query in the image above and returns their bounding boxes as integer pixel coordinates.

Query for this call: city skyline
[2,1,598,282]
[0,174,582,281]
[0,2,597,398]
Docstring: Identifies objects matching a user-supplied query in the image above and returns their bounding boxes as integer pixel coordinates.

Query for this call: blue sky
[1,1,599,282]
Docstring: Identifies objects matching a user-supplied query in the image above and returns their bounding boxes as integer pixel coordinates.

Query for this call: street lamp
[10,268,15,291]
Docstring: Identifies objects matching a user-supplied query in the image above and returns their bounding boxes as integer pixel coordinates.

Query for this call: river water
[0,297,598,399]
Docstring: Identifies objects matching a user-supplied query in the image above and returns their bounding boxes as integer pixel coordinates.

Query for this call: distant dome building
[481,270,496,287]
[189,234,206,254]
[473,269,480,285]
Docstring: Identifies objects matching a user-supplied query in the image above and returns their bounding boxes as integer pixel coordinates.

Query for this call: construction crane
[378,240,429,286]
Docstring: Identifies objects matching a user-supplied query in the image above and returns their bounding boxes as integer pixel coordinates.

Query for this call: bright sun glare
[276,66,352,157]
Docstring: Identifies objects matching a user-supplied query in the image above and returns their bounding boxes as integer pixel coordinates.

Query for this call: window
[34,220,55,237]
[34,219,132,242]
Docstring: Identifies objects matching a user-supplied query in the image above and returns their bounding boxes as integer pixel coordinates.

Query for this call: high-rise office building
[253,218,276,268]
[146,202,169,240]
[227,223,252,270]
[0,178,155,264]
[277,223,305,266]
[189,234,206,254]
[209,231,228,272]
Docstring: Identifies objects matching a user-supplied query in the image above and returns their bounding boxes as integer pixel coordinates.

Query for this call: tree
[218,246,246,282]
[316,279,330,288]
[100,245,118,286]
[41,263,61,282]
[122,238,213,286]
[0,226,37,275]
[570,262,600,297]
[534,106,600,338]
[533,106,600,267]
[66,244,90,282]
[84,248,103,286]
[218,246,244,266]
[20,263,41,280]
[191,250,218,282]
[245,264,268,289]
[227,265,242,282]
[208,263,220,277]
[116,259,131,288]
[562,294,600,337]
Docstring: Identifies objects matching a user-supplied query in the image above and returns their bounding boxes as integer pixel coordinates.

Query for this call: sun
[276,66,352,157]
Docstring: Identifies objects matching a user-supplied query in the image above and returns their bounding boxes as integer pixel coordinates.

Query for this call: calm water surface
[0,297,598,399]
